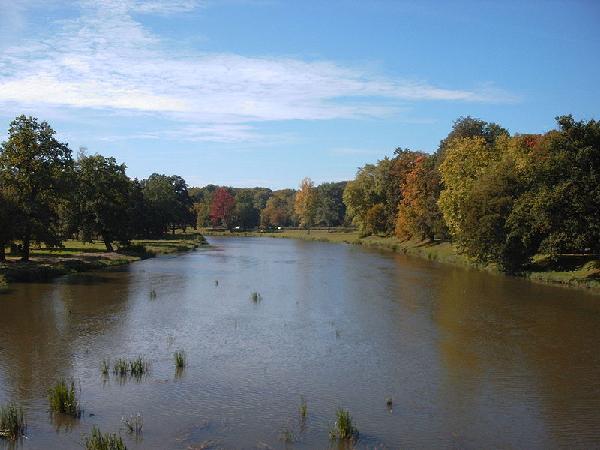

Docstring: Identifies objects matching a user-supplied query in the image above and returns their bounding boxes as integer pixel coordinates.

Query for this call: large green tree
[70,153,132,252]
[0,116,73,261]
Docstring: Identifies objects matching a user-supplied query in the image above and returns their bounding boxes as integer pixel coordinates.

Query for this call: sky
[0,0,598,189]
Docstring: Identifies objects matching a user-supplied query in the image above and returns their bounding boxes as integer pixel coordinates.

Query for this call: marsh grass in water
[279,427,296,443]
[0,403,26,440]
[250,291,262,303]
[48,380,81,417]
[329,408,358,441]
[174,350,186,369]
[121,413,143,436]
[84,426,127,450]
[100,359,110,376]
[299,396,307,421]
[113,359,129,377]
[129,357,149,378]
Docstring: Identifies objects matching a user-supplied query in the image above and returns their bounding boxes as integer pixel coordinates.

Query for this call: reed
[129,357,149,378]
[113,359,128,377]
[84,426,127,450]
[329,408,358,441]
[48,379,80,417]
[174,350,186,369]
[250,291,262,303]
[122,413,143,436]
[0,403,26,440]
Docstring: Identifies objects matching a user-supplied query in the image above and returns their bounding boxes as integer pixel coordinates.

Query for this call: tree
[70,153,132,252]
[210,187,235,229]
[142,174,192,236]
[233,190,260,229]
[0,186,21,261]
[261,189,296,227]
[436,116,509,165]
[0,115,73,261]
[294,177,318,230]
[395,154,446,242]
[314,182,347,227]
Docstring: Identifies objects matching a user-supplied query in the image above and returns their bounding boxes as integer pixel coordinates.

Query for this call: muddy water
[1,236,599,449]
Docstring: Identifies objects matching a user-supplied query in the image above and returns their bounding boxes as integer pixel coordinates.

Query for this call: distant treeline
[1,114,598,272]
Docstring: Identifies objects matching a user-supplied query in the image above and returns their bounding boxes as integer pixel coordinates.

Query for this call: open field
[203,229,600,291]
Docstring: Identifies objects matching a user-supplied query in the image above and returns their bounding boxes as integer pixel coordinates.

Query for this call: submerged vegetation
[0,403,26,440]
[48,379,80,417]
[250,291,262,303]
[329,408,359,441]
[84,426,127,450]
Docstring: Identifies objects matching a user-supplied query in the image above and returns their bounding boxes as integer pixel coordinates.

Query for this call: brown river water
[1,236,599,449]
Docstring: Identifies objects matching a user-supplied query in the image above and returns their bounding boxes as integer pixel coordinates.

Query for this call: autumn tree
[0,115,74,261]
[210,187,236,229]
[294,177,318,231]
[395,154,446,242]
[261,189,296,227]
[314,181,346,227]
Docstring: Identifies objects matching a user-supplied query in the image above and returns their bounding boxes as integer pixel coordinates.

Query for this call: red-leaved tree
[210,187,236,229]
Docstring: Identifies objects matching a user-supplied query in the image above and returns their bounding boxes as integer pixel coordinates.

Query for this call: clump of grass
[121,413,143,436]
[174,350,186,369]
[100,359,110,376]
[129,357,149,378]
[279,427,295,443]
[0,403,26,440]
[386,397,393,409]
[149,289,157,300]
[113,359,128,377]
[48,379,80,417]
[250,291,262,303]
[299,396,307,420]
[329,408,358,441]
[84,426,127,450]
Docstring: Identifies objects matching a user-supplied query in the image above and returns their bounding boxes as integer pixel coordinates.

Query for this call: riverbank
[203,229,600,291]
[0,234,207,286]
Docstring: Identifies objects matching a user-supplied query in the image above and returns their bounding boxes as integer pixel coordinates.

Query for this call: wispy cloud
[0,0,516,143]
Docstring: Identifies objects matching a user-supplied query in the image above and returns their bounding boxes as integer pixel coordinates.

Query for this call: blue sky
[0,0,598,189]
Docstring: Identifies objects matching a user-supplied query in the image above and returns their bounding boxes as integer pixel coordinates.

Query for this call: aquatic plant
[48,379,80,417]
[149,288,157,300]
[386,397,393,409]
[329,408,358,441]
[129,357,149,378]
[279,427,295,443]
[121,413,143,436]
[0,403,26,440]
[84,426,127,450]
[174,350,186,369]
[100,359,110,376]
[250,291,262,303]
[113,359,129,377]
[299,396,307,420]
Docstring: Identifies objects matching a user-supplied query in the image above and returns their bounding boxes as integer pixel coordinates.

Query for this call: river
[1,236,599,449]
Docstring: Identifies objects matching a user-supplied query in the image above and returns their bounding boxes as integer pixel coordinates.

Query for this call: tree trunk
[0,243,5,262]
[171,225,176,235]
[104,238,114,252]
[22,231,30,262]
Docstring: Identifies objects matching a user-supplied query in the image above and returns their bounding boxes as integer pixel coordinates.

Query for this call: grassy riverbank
[0,234,207,286]
[204,229,600,291]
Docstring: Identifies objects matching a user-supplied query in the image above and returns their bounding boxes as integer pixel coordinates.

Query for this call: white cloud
[0,0,516,143]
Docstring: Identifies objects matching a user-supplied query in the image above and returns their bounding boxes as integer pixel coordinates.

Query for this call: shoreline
[203,229,600,293]
[0,234,208,288]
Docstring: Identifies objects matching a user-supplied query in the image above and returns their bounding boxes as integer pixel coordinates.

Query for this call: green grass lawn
[0,233,207,285]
